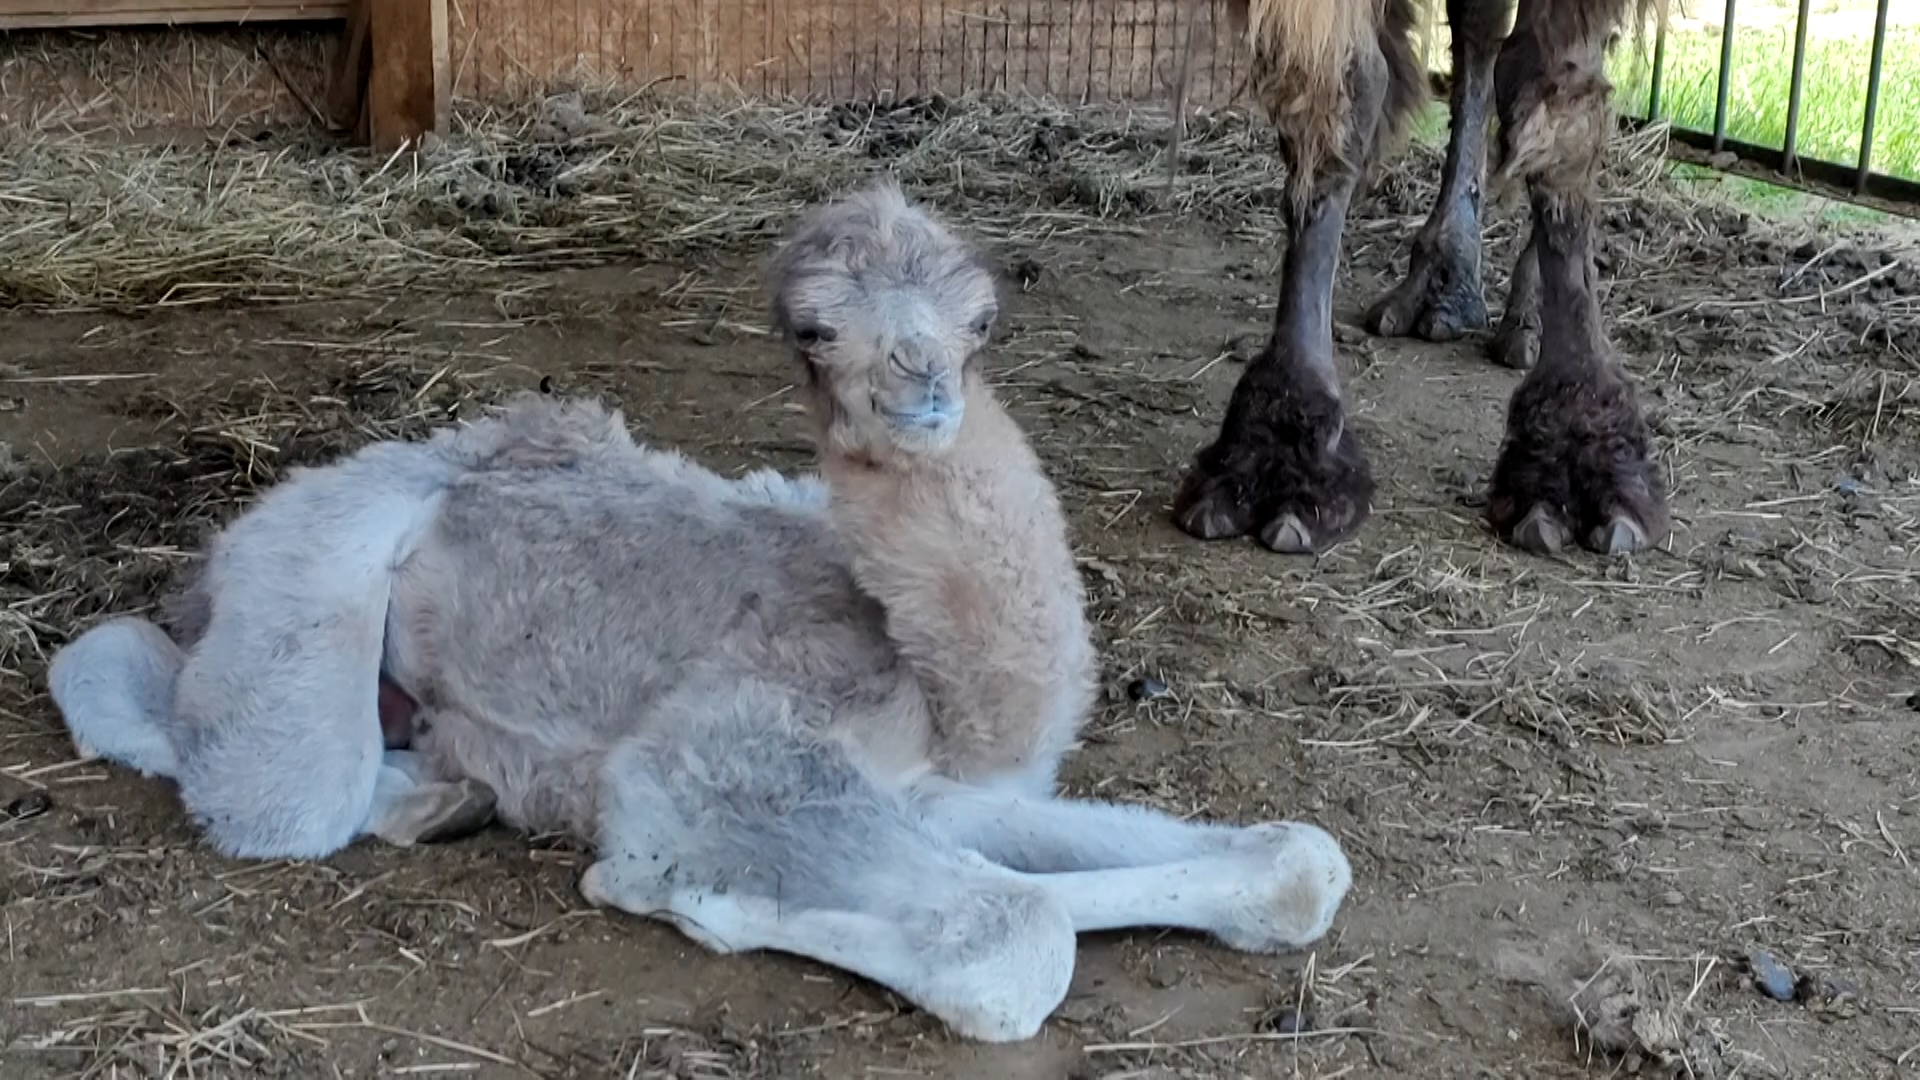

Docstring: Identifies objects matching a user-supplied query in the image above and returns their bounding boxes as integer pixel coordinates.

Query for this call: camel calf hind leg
[1484,0,1670,554]
[364,750,499,847]
[48,618,185,778]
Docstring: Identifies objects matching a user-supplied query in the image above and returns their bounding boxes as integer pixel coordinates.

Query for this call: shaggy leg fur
[578,682,1075,1043]
[1487,191,1667,554]
[1366,0,1510,342]
[914,781,1352,952]
[1172,40,1392,554]
[1485,0,1670,554]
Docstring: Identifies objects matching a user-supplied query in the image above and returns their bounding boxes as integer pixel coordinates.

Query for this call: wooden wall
[0,0,1252,133]
[445,0,1247,106]
[0,25,334,129]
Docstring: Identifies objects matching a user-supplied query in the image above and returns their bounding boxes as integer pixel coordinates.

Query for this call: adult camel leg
[1367,0,1514,343]
[1485,0,1670,554]
[1490,228,1543,369]
[1172,22,1404,554]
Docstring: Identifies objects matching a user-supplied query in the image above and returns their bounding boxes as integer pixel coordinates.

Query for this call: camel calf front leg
[913,781,1353,952]
[576,688,1075,1043]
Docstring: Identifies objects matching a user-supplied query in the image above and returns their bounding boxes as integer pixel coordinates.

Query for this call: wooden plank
[0,0,345,11]
[0,10,346,28]
[0,11,346,29]
[482,0,539,99]
[367,0,448,152]
[0,0,343,12]
[444,0,476,98]
[0,0,347,26]
[327,0,372,131]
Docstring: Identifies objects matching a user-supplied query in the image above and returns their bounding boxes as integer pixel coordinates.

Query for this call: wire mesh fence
[0,0,1908,210]
[448,0,1248,108]
[453,0,1914,206]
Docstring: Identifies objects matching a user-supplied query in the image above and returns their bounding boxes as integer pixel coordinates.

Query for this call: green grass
[1661,161,1911,230]
[1393,7,1920,225]
[1607,23,1920,182]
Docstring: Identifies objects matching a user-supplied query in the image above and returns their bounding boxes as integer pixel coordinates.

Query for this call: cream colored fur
[1227,0,1384,189]
[823,377,1094,789]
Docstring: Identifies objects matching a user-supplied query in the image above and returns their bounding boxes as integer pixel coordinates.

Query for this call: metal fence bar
[1649,124,1920,208]
[1600,0,1911,211]
[1710,0,1737,152]
[1781,0,1813,170]
[1648,9,1668,118]
[1855,0,1891,194]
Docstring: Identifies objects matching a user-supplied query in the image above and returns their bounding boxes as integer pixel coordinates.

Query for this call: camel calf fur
[49,182,1352,1043]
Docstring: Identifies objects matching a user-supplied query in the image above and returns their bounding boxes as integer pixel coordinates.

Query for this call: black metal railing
[1632,0,1917,209]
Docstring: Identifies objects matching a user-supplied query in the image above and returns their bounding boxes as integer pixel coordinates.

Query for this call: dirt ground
[1,104,1918,1079]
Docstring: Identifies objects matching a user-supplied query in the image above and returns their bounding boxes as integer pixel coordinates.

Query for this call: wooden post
[328,0,373,133]
[367,0,448,152]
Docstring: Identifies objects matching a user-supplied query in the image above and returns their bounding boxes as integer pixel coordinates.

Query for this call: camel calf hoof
[908,887,1077,1043]
[1207,823,1353,954]
[414,780,499,844]
[371,778,499,848]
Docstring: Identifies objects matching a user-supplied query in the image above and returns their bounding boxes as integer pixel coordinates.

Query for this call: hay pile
[0,87,1707,313]
[0,90,1296,311]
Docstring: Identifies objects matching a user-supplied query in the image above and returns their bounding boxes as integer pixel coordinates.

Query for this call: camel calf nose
[888,339,950,383]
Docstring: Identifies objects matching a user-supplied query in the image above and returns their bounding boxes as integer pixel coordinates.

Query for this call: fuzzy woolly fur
[1221,0,1661,192]
[47,180,1353,1044]
[1217,0,1423,198]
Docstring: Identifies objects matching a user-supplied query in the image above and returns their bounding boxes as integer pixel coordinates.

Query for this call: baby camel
[48,182,1351,1043]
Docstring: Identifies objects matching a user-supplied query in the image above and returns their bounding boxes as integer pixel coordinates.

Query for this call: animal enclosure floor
[1,100,1918,1079]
